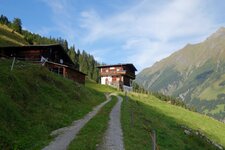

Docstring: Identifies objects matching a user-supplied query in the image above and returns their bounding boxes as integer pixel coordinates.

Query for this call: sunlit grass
[121,92,225,149]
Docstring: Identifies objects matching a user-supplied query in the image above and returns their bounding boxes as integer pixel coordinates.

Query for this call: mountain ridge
[136,27,225,121]
[142,27,225,74]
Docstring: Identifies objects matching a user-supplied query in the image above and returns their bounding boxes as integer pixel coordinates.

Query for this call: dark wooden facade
[0,44,85,84]
[97,64,137,90]
[44,61,85,84]
[0,44,73,65]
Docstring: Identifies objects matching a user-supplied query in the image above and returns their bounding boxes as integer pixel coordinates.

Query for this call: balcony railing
[100,70,135,78]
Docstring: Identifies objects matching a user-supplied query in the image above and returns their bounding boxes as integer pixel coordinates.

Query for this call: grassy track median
[68,95,118,150]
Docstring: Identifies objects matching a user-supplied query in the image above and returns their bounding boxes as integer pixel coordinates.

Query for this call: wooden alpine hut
[0,44,85,84]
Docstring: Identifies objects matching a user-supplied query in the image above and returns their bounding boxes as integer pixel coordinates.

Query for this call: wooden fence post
[151,130,156,150]
[10,57,16,71]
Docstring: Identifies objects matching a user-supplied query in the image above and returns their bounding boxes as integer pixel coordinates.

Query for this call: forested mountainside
[136,27,225,121]
[0,14,100,81]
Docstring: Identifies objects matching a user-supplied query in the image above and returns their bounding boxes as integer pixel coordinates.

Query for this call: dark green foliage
[0,15,10,25]
[78,50,99,81]
[67,48,100,81]
[67,46,79,69]
[11,18,22,33]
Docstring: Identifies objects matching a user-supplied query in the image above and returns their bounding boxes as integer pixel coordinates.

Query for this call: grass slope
[199,74,225,100]
[68,96,117,150]
[1,58,225,149]
[122,92,225,149]
[85,79,117,93]
[0,24,28,46]
[0,59,105,150]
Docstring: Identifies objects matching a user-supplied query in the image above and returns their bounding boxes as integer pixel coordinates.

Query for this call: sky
[1,0,225,72]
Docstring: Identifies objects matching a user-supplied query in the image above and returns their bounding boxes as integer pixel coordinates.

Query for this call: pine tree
[0,14,10,25]
[63,40,69,52]
[11,18,22,33]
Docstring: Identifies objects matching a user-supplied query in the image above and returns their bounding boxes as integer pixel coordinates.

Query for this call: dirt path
[42,95,111,150]
[98,95,125,150]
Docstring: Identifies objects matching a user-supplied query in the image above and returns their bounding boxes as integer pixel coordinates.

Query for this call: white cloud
[78,0,216,71]
[80,0,211,40]
[40,0,222,71]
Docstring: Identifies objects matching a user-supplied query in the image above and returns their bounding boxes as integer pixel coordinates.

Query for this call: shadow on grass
[0,59,107,150]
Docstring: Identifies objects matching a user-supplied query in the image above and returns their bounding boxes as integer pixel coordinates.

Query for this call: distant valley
[136,27,225,122]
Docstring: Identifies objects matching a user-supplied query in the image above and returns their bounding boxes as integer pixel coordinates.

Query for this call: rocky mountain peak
[207,27,225,40]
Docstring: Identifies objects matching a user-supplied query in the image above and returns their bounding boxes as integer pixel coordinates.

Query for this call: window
[60,59,63,64]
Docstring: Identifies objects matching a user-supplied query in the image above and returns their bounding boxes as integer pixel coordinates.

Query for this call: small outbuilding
[0,44,85,84]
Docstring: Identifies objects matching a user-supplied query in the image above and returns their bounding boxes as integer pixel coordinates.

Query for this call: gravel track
[98,95,125,150]
[42,95,111,150]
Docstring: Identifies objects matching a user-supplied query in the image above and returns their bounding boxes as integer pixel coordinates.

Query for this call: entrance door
[105,78,108,85]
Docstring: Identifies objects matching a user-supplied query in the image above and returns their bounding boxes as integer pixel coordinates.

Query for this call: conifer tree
[0,14,10,25]
[11,18,22,33]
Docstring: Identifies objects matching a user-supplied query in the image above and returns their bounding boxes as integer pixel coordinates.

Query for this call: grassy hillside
[122,92,225,149]
[1,59,225,149]
[0,24,28,46]
[0,58,105,149]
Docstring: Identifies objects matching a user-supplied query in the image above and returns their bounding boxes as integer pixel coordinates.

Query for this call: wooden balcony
[100,70,135,79]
